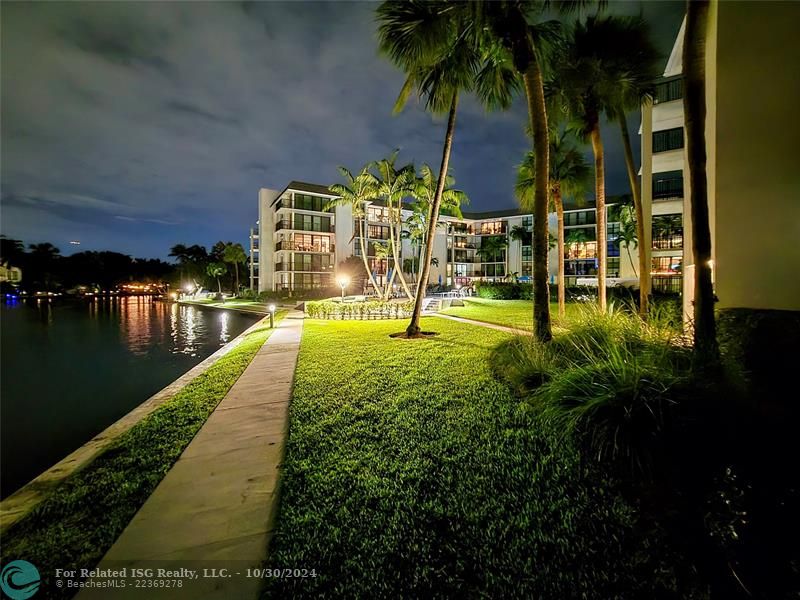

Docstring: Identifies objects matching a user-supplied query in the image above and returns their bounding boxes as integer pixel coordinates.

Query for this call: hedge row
[306,300,415,320]
[475,282,641,303]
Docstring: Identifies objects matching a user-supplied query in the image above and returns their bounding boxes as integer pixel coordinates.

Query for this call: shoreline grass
[1,313,284,597]
[264,317,670,598]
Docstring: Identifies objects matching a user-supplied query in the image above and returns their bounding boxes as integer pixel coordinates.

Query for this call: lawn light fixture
[269,303,276,328]
[337,275,350,301]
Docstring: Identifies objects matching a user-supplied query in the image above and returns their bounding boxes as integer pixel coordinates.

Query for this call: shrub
[491,305,718,477]
[475,282,528,299]
[305,300,413,320]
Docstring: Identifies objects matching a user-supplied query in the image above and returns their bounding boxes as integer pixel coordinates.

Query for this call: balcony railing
[275,262,334,273]
[275,241,334,253]
[651,274,682,294]
[275,220,334,233]
[652,232,683,250]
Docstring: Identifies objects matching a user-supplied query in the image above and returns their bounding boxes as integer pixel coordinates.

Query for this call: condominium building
[641,1,800,320]
[249,181,634,294]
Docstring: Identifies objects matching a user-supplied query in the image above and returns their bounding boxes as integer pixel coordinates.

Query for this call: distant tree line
[0,236,174,292]
[169,241,247,294]
[0,236,249,295]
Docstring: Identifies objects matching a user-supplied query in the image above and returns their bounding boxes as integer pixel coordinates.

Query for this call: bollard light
[268,304,276,328]
[336,275,350,302]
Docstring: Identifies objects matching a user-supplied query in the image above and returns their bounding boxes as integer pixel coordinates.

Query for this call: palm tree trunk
[383,263,397,301]
[618,111,649,317]
[359,217,382,296]
[589,119,607,312]
[234,262,240,293]
[389,205,413,299]
[684,0,719,366]
[523,63,553,342]
[217,278,222,294]
[627,247,638,277]
[406,92,458,336]
[554,185,566,320]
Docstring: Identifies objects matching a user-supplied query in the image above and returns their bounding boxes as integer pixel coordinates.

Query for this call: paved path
[81,310,305,599]
[431,312,532,336]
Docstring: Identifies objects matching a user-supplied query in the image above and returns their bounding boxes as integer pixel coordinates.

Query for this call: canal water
[0,297,259,498]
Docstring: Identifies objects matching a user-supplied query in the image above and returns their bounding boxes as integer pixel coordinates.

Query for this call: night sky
[1,1,684,259]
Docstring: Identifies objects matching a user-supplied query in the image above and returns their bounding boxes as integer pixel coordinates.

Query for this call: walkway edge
[431,312,533,336]
[81,310,305,599]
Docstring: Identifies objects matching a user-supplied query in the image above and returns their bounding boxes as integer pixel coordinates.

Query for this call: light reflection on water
[0,296,258,498]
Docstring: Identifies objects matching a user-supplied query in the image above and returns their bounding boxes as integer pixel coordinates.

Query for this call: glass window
[653,170,684,199]
[653,128,684,153]
[654,78,683,103]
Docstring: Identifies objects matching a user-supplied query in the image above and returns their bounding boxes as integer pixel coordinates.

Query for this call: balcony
[652,232,683,250]
[275,220,334,233]
[275,241,334,253]
[275,262,334,273]
[651,274,682,294]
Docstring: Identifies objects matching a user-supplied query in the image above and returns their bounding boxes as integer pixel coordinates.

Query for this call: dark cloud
[0,1,684,259]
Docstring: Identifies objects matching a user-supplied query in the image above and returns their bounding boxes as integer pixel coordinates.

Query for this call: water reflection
[0,296,258,498]
[219,311,230,344]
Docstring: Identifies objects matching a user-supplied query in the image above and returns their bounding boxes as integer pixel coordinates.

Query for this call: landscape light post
[337,275,350,302]
[269,304,276,328]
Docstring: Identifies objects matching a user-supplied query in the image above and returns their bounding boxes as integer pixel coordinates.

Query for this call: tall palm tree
[684,0,718,365]
[471,0,604,340]
[372,153,416,300]
[328,165,382,296]
[550,15,643,312]
[377,0,516,337]
[222,242,247,293]
[516,131,590,318]
[409,163,468,281]
[598,16,661,317]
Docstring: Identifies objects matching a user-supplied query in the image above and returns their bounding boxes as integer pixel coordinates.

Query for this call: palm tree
[377,0,516,337]
[328,165,382,296]
[684,0,719,365]
[597,17,661,318]
[471,2,587,341]
[222,242,247,294]
[509,225,532,278]
[409,163,468,282]
[516,131,590,319]
[615,204,639,277]
[477,235,508,264]
[206,262,226,294]
[551,15,650,312]
[373,153,416,300]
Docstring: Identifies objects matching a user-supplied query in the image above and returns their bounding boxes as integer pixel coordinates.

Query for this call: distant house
[0,262,22,284]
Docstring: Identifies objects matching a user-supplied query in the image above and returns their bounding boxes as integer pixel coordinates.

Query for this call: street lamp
[268,304,276,328]
[337,275,350,302]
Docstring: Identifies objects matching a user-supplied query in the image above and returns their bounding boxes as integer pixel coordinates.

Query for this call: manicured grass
[264,318,666,598]
[440,297,577,330]
[1,314,284,597]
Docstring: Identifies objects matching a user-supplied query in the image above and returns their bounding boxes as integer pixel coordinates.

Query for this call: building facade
[250,181,635,294]
[641,1,800,321]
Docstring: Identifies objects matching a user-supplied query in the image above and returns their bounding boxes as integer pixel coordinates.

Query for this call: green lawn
[440,297,577,330]
[264,318,661,598]
[1,314,284,597]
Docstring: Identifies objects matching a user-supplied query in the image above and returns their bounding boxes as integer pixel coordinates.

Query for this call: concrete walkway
[431,312,533,336]
[81,310,304,599]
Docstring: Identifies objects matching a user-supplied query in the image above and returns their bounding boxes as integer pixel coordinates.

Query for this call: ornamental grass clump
[493,305,712,478]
